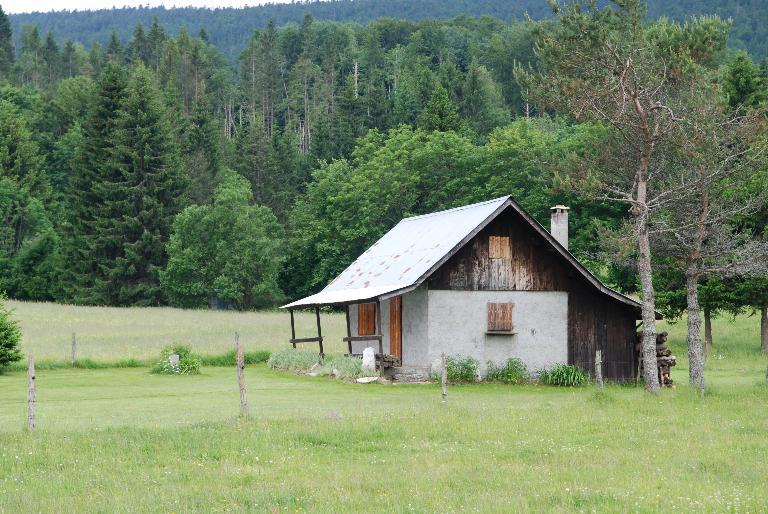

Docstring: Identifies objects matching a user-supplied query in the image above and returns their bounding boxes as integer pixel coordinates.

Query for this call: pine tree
[183,94,222,204]
[418,85,461,132]
[0,5,13,78]
[100,64,185,305]
[106,30,123,63]
[61,63,128,303]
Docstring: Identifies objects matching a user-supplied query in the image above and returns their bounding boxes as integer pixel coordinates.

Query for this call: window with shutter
[489,235,510,259]
[358,303,376,335]
[487,303,514,333]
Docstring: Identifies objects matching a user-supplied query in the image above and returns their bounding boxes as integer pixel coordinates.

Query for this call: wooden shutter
[358,303,376,335]
[489,236,510,259]
[389,296,402,360]
[487,303,514,332]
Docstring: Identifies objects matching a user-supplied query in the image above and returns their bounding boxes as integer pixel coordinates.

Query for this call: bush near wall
[486,357,528,384]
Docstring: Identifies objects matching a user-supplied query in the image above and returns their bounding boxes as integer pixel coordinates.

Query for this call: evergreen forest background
[0,0,766,316]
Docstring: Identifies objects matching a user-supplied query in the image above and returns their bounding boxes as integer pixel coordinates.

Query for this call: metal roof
[282,196,647,315]
[283,196,510,308]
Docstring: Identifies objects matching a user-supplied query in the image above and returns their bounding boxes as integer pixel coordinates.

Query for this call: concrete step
[387,366,431,382]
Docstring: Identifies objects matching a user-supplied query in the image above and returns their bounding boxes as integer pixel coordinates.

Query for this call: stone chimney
[550,205,570,250]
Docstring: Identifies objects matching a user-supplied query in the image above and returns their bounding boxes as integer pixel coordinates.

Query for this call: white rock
[362,347,376,374]
[356,376,378,384]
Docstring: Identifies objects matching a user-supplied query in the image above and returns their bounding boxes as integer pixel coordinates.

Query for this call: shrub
[151,344,201,375]
[538,364,589,387]
[486,357,528,384]
[432,355,479,383]
[267,347,320,372]
[320,356,364,380]
[199,350,271,366]
[0,294,22,369]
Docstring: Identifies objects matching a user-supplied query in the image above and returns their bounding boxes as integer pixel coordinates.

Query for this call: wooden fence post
[595,350,603,391]
[235,333,249,418]
[27,355,36,431]
[71,333,77,368]
[441,353,448,403]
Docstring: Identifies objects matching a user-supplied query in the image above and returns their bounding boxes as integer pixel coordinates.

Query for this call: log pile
[636,331,676,387]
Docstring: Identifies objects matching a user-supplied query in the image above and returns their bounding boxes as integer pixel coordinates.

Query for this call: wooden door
[389,296,402,361]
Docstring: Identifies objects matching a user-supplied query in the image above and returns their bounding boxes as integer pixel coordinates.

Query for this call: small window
[358,303,376,335]
[487,302,514,333]
[489,236,510,259]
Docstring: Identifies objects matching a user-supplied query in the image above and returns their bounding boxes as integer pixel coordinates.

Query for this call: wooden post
[441,353,448,403]
[71,333,77,368]
[315,306,324,360]
[375,300,383,355]
[345,305,352,355]
[289,309,296,349]
[235,333,249,418]
[595,350,604,390]
[27,355,36,431]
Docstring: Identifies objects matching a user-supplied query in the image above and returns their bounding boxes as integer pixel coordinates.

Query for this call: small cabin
[283,196,649,381]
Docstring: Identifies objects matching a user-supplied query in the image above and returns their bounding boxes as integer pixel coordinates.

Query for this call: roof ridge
[401,196,510,221]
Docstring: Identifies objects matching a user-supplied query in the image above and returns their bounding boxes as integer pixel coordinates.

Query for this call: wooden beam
[375,300,383,354]
[289,309,296,348]
[315,306,324,358]
[345,305,352,355]
[343,335,383,342]
[290,336,324,344]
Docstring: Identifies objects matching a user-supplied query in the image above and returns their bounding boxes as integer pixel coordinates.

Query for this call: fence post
[235,333,249,418]
[441,353,448,403]
[595,350,604,391]
[27,355,36,431]
[71,333,77,368]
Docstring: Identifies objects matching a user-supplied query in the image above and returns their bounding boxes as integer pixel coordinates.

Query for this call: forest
[8,0,768,60]
[0,0,766,352]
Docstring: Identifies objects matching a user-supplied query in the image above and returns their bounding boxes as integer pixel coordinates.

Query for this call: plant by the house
[486,357,528,384]
[538,364,589,387]
[432,355,479,383]
[151,344,201,375]
[267,347,320,372]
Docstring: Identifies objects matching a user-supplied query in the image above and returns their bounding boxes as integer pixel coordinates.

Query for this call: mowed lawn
[0,302,767,512]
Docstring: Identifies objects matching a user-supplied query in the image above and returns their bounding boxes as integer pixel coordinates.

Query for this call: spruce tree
[61,62,127,303]
[0,5,13,78]
[183,94,221,204]
[101,64,185,305]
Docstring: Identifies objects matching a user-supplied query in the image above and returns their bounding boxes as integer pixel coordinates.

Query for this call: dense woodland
[8,0,768,59]
[0,0,766,365]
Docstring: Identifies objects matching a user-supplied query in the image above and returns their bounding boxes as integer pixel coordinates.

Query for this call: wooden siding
[428,206,639,381]
[428,212,569,291]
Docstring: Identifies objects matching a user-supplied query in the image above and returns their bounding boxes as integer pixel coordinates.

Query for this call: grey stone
[356,376,378,384]
[361,347,376,374]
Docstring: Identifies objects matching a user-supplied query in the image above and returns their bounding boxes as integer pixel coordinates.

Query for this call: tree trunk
[704,309,713,361]
[686,270,706,394]
[637,219,661,393]
[761,305,768,353]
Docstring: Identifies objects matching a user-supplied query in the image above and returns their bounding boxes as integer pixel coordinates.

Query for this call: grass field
[6,299,347,363]
[1,302,767,512]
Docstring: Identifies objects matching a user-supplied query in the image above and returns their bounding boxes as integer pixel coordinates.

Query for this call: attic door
[389,296,402,361]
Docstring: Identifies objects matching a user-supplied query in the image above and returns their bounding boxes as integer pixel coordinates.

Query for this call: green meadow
[1,301,767,512]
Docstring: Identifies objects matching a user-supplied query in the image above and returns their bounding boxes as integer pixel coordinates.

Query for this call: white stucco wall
[349,288,568,375]
[426,290,568,375]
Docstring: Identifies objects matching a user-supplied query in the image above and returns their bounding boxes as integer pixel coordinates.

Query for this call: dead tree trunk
[235,333,249,418]
[27,356,36,431]
[441,353,447,403]
[761,305,768,353]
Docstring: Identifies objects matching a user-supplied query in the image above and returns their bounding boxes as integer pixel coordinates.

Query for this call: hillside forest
[0,0,766,355]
